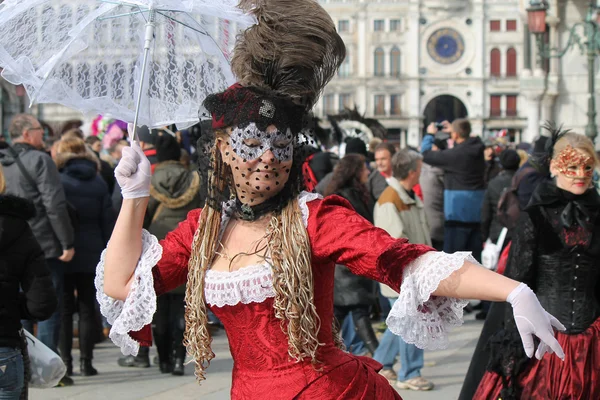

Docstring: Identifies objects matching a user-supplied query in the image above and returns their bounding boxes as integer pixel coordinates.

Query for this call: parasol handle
[131,9,156,142]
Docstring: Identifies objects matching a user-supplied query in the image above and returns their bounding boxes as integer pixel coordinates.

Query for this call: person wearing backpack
[478,149,521,321]
[482,149,521,247]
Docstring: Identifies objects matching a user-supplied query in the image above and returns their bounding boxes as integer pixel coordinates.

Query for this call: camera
[435,122,445,131]
[433,131,450,150]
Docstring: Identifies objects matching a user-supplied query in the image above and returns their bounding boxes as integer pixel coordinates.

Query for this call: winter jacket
[332,186,378,307]
[484,158,502,187]
[94,151,116,195]
[55,152,116,274]
[366,170,388,203]
[145,161,203,295]
[422,135,486,225]
[146,161,204,241]
[516,160,550,210]
[0,143,74,259]
[481,169,516,243]
[373,179,432,297]
[0,195,57,348]
[420,163,445,242]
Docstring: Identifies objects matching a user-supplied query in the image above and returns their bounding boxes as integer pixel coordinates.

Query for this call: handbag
[481,227,508,271]
[8,146,79,232]
[23,330,66,388]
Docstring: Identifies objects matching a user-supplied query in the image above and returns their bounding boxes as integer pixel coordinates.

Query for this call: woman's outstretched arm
[104,197,149,300]
[103,141,152,301]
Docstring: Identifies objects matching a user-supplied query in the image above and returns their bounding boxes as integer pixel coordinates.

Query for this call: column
[356,7,368,113]
[522,93,543,142]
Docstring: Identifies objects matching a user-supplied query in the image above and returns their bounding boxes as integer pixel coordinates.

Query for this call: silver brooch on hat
[259,100,275,119]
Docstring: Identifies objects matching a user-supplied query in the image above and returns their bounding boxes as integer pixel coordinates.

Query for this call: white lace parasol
[0,0,256,130]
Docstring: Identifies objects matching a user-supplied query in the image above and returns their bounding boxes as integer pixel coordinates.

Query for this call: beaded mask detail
[555,145,594,178]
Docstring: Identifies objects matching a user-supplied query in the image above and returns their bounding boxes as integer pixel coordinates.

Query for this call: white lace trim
[297,191,322,227]
[205,263,275,307]
[94,229,162,356]
[386,251,476,350]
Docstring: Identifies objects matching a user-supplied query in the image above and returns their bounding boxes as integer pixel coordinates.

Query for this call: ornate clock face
[427,28,465,65]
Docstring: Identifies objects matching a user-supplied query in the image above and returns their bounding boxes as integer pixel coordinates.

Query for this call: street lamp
[527,0,600,141]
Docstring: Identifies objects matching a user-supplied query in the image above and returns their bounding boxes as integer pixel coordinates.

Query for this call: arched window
[112,62,126,100]
[374,47,384,77]
[506,48,517,77]
[390,46,401,77]
[93,62,108,97]
[76,63,90,98]
[182,60,198,98]
[128,63,136,101]
[41,6,56,43]
[58,5,72,43]
[490,48,501,77]
[59,64,74,89]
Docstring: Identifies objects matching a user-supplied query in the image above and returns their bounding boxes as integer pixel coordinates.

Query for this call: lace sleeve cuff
[94,229,163,356]
[386,251,476,350]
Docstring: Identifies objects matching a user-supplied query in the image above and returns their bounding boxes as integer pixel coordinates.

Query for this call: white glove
[114,141,151,199]
[507,283,566,360]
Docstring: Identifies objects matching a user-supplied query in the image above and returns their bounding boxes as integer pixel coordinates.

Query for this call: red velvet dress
[110,195,457,399]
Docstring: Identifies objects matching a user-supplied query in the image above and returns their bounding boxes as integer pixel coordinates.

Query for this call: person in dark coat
[481,149,520,245]
[145,133,204,376]
[0,115,74,374]
[516,136,551,210]
[0,167,57,399]
[315,138,367,195]
[476,149,521,320]
[483,139,502,186]
[53,138,116,377]
[422,119,486,261]
[324,153,379,355]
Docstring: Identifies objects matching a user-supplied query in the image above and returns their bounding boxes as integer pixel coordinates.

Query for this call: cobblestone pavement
[31,315,484,400]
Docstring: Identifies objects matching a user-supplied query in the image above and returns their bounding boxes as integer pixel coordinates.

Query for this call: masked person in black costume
[469,126,600,400]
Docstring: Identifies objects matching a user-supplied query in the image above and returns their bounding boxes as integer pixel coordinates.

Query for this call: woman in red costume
[97,1,565,398]
[473,126,600,400]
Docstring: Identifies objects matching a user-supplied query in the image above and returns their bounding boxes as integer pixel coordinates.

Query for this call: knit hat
[345,137,367,156]
[532,135,549,155]
[499,149,520,171]
[136,125,155,145]
[155,133,181,163]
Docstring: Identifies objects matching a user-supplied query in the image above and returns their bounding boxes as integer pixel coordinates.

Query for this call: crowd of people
[0,113,204,397]
[0,108,597,400]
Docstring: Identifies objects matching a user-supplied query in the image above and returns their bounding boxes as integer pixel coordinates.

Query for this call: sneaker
[379,369,397,382]
[396,377,434,391]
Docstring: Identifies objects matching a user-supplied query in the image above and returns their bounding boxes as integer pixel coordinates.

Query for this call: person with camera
[421,119,486,260]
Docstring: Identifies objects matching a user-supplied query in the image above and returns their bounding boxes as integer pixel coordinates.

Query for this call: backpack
[496,166,535,230]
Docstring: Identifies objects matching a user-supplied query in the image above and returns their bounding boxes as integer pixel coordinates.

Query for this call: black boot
[353,315,379,356]
[159,362,173,374]
[80,359,98,376]
[172,343,186,376]
[172,358,184,376]
[64,360,73,377]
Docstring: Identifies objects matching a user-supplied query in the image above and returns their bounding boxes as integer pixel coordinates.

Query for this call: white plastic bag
[481,228,508,271]
[24,330,66,388]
